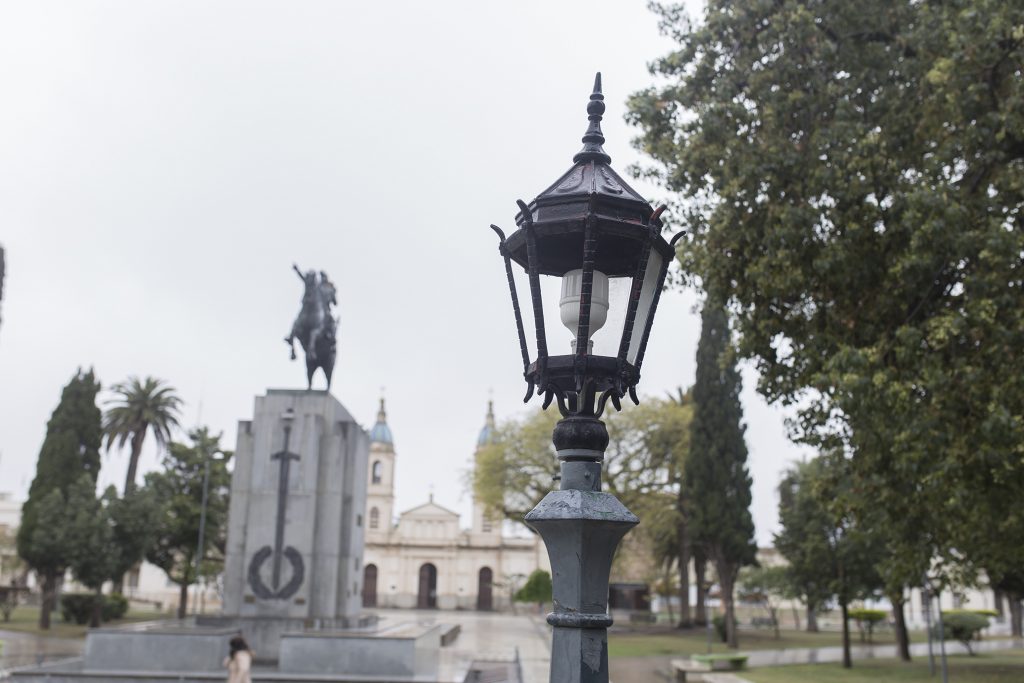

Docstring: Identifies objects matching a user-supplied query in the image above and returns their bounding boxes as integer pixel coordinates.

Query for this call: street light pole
[192,447,212,616]
[490,74,681,683]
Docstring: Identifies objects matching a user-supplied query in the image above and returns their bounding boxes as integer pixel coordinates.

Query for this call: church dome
[370,397,393,445]
[476,400,496,447]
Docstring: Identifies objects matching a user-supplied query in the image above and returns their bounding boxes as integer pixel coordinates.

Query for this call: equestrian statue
[285,264,337,390]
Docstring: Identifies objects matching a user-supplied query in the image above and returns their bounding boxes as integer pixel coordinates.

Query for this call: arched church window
[370,507,380,529]
[372,460,382,484]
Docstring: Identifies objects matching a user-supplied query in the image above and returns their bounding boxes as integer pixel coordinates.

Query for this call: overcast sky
[0,0,811,545]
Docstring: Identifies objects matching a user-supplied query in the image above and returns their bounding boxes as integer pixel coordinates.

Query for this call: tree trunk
[993,589,1005,620]
[770,605,780,639]
[694,553,707,626]
[790,603,801,630]
[38,571,56,630]
[676,518,692,628]
[806,603,819,632]
[841,599,852,669]
[90,587,103,628]
[1009,596,1023,637]
[124,429,147,495]
[177,582,188,619]
[663,565,675,625]
[891,592,911,662]
[720,569,739,649]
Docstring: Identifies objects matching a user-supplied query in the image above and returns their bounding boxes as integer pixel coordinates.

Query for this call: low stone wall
[279,623,441,678]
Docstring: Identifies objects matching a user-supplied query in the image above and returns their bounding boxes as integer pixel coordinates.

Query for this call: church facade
[361,400,548,610]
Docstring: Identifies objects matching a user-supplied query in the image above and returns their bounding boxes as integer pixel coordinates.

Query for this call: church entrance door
[417,563,437,609]
[477,567,493,611]
[362,564,377,608]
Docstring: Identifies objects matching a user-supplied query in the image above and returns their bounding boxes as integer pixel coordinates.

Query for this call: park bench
[691,653,748,671]
[670,658,711,681]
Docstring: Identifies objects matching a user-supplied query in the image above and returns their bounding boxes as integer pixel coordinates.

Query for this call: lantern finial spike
[573,72,612,164]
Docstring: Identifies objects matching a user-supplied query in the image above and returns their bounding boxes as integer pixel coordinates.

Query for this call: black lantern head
[491,73,683,418]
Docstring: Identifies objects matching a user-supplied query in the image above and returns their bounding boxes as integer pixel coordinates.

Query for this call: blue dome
[476,400,496,446]
[370,398,393,445]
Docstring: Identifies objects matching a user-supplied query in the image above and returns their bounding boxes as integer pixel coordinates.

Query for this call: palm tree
[104,376,182,494]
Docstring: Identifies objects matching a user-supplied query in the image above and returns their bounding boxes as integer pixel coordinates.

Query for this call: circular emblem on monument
[247,545,305,600]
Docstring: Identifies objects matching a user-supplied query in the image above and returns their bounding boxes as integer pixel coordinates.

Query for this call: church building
[361,400,548,610]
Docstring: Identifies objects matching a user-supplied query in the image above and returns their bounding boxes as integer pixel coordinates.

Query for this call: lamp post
[490,73,682,683]
[191,434,224,616]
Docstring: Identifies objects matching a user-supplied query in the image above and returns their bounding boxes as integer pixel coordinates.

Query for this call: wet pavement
[366,607,552,683]
[0,629,83,678]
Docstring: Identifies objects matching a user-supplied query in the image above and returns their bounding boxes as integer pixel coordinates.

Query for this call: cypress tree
[686,298,756,648]
[17,369,102,629]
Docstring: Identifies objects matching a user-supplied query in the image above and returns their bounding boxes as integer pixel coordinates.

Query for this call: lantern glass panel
[553,269,632,358]
[626,248,664,364]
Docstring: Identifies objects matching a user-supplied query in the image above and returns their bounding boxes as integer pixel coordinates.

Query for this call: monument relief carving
[247,421,305,600]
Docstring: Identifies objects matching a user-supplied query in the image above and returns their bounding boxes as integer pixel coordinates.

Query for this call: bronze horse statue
[285,264,338,390]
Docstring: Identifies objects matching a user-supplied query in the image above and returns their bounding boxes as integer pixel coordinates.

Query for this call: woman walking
[223,635,253,683]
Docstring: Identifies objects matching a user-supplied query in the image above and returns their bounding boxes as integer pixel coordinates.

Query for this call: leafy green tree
[515,569,552,610]
[775,456,885,668]
[103,376,182,494]
[687,298,756,648]
[628,0,1024,596]
[474,397,695,623]
[17,369,102,629]
[776,464,834,633]
[106,486,160,591]
[739,565,791,639]
[144,427,231,618]
[62,479,159,627]
[473,408,559,522]
[65,476,119,627]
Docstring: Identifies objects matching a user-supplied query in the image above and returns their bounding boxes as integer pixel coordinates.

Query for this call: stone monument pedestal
[214,389,372,657]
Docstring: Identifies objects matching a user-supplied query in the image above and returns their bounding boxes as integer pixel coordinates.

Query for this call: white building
[361,399,548,610]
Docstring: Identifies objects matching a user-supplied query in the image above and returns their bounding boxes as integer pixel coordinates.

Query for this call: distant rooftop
[369,397,394,446]
[477,400,496,447]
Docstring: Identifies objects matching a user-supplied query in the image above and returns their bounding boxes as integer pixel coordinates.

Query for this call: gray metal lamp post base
[526,415,638,683]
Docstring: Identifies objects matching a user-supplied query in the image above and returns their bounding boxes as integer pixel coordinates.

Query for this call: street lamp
[191,430,227,616]
[490,73,682,683]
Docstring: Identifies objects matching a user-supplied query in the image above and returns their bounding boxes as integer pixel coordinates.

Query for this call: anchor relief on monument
[247,418,305,600]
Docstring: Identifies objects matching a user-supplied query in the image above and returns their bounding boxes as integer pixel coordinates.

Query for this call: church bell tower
[366,397,395,539]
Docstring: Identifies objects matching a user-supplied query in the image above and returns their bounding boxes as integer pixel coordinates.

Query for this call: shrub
[103,593,129,621]
[936,611,989,655]
[712,614,728,643]
[61,594,95,624]
[60,593,130,625]
[514,570,552,606]
[847,608,887,643]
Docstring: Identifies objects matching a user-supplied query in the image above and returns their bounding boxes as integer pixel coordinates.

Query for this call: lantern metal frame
[490,73,684,420]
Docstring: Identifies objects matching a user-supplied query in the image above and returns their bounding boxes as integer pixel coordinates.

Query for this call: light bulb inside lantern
[559,269,610,353]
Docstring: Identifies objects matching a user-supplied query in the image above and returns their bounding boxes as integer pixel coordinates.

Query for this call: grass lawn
[608,627,857,658]
[743,650,1024,683]
[0,605,163,639]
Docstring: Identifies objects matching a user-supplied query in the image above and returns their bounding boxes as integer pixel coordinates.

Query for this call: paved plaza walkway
[366,607,552,683]
[0,629,83,678]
